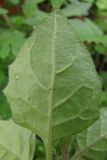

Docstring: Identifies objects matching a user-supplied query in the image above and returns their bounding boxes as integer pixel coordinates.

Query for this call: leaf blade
[0,120,35,160]
[4,10,102,159]
[73,107,107,160]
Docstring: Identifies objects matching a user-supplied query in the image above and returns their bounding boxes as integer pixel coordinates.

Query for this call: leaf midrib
[46,11,57,159]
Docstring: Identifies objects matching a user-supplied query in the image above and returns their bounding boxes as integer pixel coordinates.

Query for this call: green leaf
[35,0,44,3]
[8,0,19,5]
[95,35,107,46]
[70,19,103,42]
[23,0,37,17]
[51,0,64,8]
[0,43,10,60]
[4,10,101,160]
[23,0,46,25]
[0,120,35,160]
[62,1,92,16]
[0,30,25,58]
[73,108,107,160]
[0,92,11,119]
[96,0,107,10]
[0,8,8,15]
[100,92,107,106]
[0,70,7,89]
[100,72,107,91]
[25,10,47,26]
[10,16,25,26]
[83,150,106,160]
[84,0,94,3]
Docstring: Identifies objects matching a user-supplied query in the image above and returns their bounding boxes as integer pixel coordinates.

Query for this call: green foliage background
[0,0,107,159]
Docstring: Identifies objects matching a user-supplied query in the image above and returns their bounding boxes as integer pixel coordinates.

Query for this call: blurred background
[0,0,107,159]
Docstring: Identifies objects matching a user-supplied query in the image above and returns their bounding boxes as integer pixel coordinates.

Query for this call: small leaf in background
[96,0,107,10]
[10,16,25,26]
[84,0,94,2]
[25,10,47,26]
[8,0,20,5]
[62,1,92,17]
[0,92,11,119]
[0,70,7,90]
[70,18,103,43]
[95,35,107,46]
[51,0,65,8]
[95,43,107,55]
[100,72,107,91]
[0,120,35,160]
[10,30,25,57]
[100,92,107,106]
[23,0,37,17]
[0,43,10,60]
[83,149,106,160]
[74,108,107,160]
[0,8,8,15]
[0,30,25,59]
[23,0,46,26]
[35,0,44,3]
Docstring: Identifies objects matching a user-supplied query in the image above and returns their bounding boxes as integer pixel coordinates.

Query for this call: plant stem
[71,154,82,160]
[54,149,58,160]
[2,13,14,29]
[62,143,69,160]
[46,142,52,160]
[0,7,14,29]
